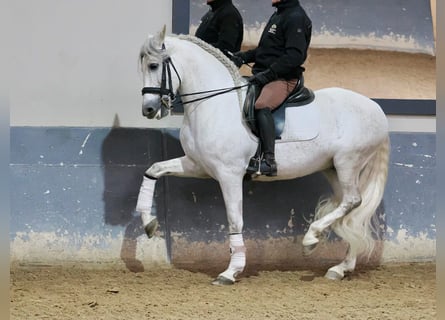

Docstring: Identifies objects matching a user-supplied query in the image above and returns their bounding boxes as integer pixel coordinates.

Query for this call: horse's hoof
[325,270,343,280]
[302,243,318,256]
[212,275,235,286]
[144,218,158,239]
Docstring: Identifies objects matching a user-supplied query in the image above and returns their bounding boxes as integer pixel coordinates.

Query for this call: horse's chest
[179,128,196,154]
[179,127,211,157]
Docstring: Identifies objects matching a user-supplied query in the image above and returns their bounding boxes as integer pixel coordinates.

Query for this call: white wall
[9,0,184,128]
[387,116,435,133]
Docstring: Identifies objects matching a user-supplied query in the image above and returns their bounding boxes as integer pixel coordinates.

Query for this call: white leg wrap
[218,234,246,282]
[228,233,246,272]
[136,176,157,227]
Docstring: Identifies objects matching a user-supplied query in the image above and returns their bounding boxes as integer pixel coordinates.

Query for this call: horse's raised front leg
[136,156,208,238]
[212,175,246,285]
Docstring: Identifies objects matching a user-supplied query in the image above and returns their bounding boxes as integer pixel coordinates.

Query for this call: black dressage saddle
[243,75,315,139]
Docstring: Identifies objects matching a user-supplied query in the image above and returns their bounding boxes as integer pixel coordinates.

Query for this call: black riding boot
[256,108,277,176]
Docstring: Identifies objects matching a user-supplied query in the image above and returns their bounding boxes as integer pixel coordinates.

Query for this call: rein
[176,84,248,106]
[141,48,248,109]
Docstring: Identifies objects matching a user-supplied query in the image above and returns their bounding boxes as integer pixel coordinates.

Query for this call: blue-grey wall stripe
[10,126,436,269]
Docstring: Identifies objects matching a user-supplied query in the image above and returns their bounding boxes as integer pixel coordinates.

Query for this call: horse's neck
[170,38,239,101]
[168,37,247,138]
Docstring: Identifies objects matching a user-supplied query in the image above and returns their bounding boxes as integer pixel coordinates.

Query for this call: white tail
[315,136,390,258]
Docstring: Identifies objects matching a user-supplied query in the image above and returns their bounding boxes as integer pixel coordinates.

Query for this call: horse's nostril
[143,107,155,115]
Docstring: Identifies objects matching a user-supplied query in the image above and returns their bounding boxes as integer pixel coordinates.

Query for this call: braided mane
[176,34,243,86]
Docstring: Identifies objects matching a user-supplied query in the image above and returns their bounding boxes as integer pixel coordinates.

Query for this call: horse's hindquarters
[308,88,388,148]
[270,88,388,180]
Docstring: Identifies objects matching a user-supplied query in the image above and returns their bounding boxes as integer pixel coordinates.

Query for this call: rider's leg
[251,79,298,176]
[255,107,277,176]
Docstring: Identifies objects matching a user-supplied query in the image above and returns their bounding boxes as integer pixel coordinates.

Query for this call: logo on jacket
[268,24,277,35]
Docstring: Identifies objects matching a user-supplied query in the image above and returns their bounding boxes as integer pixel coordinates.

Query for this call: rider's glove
[229,51,246,68]
[248,69,277,86]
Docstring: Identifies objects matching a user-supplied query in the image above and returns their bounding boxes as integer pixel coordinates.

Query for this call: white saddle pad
[280,104,319,142]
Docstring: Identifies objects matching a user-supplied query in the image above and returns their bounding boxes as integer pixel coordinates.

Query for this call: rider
[230,0,312,176]
[195,0,244,58]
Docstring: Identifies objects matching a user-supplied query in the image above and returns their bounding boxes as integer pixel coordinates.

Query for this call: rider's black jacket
[242,0,312,80]
[195,0,244,57]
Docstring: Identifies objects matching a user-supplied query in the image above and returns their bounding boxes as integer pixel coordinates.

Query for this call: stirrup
[246,157,277,176]
[260,158,277,176]
[246,157,261,175]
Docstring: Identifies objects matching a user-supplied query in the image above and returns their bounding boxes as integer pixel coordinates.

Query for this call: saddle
[243,75,315,139]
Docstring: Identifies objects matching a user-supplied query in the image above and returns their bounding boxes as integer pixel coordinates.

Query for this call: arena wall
[9,0,179,128]
[9,1,436,271]
[190,0,436,55]
[10,126,435,271]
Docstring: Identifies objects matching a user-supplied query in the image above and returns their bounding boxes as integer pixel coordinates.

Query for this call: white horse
[136,27,390,285]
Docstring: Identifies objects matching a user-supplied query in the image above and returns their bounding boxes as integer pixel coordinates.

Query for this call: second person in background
[195,0,244,58]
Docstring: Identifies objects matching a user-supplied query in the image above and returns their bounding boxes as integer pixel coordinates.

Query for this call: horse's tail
[315,135,390,259]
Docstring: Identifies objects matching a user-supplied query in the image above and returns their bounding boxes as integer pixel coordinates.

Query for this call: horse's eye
[149,63,159,70]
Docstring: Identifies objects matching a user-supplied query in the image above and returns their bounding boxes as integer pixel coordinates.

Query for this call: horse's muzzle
[142,105,160,119]
[142,103,170,120]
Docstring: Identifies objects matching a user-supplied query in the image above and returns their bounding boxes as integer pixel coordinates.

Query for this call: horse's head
[139,26,180,120]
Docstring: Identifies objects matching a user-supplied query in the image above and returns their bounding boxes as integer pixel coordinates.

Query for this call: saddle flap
[242,83,260,132]
[280,103,319,141]
[243,80,316,140]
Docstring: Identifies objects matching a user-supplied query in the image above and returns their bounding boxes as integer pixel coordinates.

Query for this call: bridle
[141,54,179,112]
[141,44,249,115]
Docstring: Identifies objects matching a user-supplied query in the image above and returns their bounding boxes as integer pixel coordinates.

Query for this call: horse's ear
[159,25,166,44]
